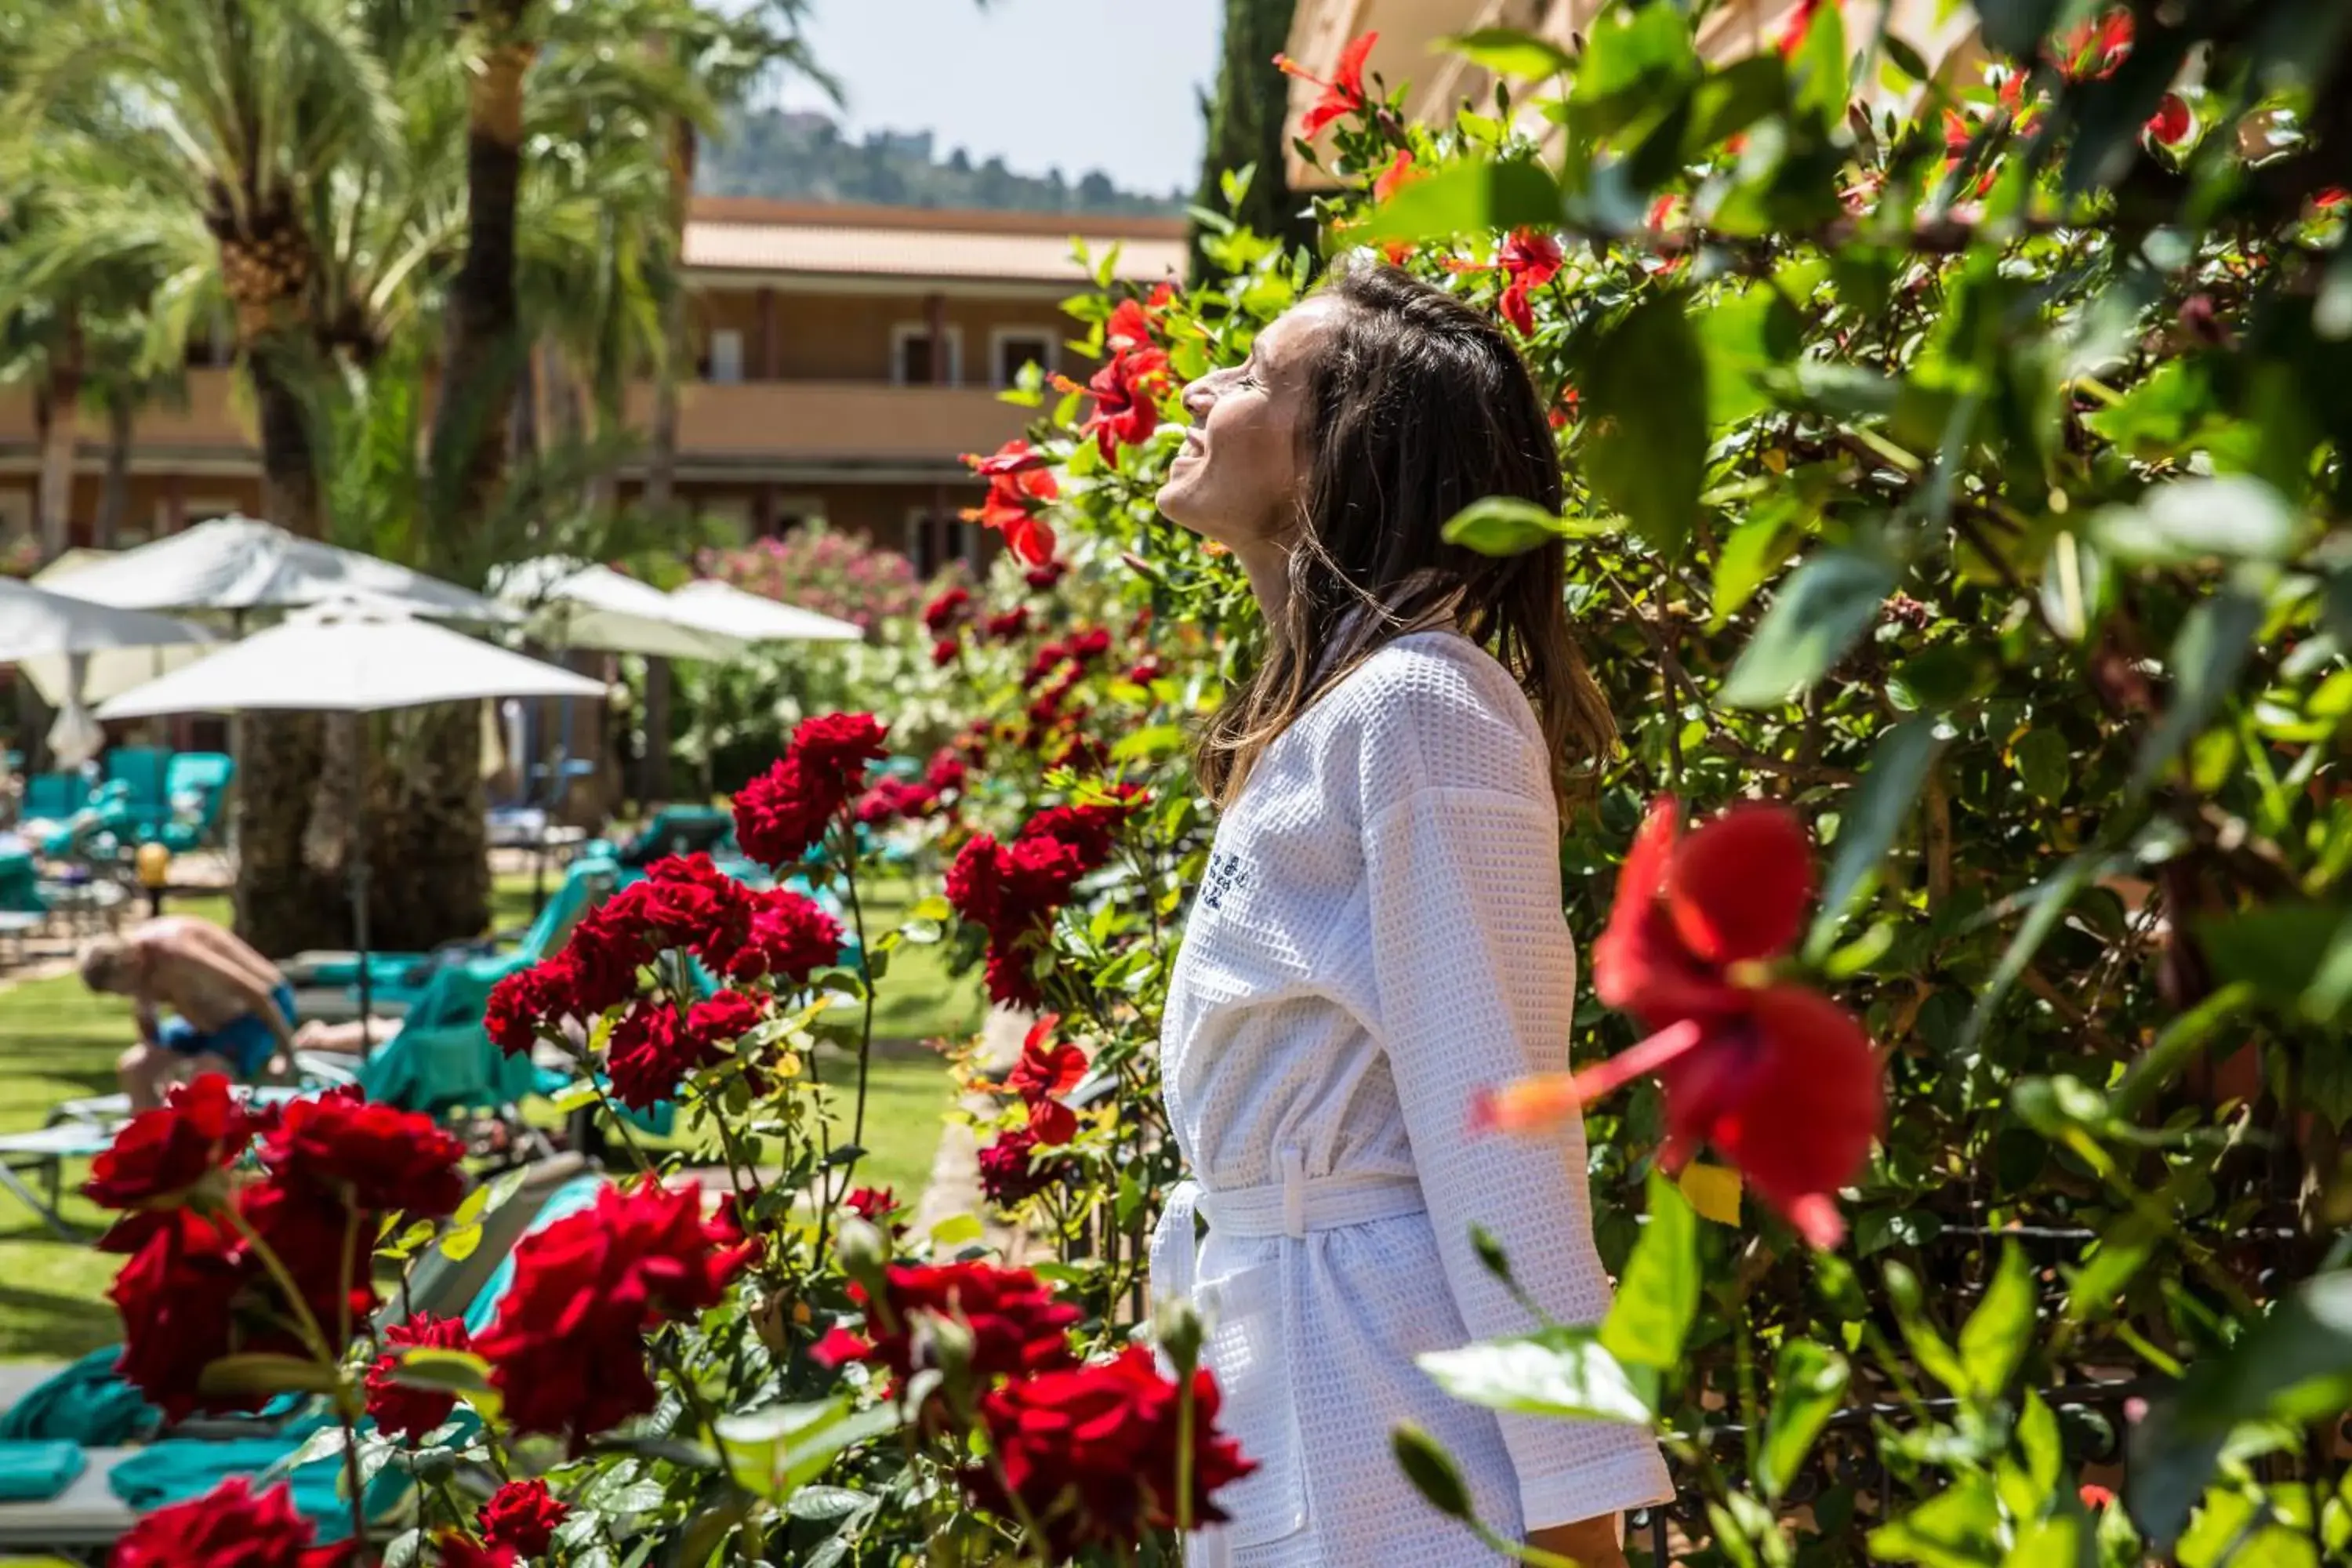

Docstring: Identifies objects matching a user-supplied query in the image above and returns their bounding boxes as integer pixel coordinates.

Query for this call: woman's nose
[1181,373,1220,420]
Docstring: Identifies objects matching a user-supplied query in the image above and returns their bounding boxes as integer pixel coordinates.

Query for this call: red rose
[1479,797,1882,1250]
[792,712,889,797]
[485,958,574,1055]
[978,1122,1069,1205]
[1023,559,1067,591]
[985,606,1031,642]
[83,1073,258,1211]
[844,1185,900,1227]
[111,1476,350,1568]
[931,634,960,668]
[920,586,972,633]
[983,947,1045,1011]
[605,993,757,1112]
[240,1179,381,1345]
[433,1536,516,1568]
[843,1261,1080,1390]
[476,1181,753,1450]
[946,834,1012,930]
[922,748,968,796]
[1022,790,1144,874]
[967,1346,1255,1558]
[855,775,940,827]
[734,889,844,985]
[557,904,658,1016]
[262,1088,466,1219]
[478,1479,569,1557]
[732,756,831,869]
[107,1207,248,1420]
[366,1314,473,1443]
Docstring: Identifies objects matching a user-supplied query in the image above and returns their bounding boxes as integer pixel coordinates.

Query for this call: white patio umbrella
[99,595,606,1021]
[493,557,745,659]
[0,578,217,768]
[38,516,515,624]
[665,579,863,644]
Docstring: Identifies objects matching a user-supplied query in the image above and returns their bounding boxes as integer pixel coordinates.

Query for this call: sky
[768,0,1225,195]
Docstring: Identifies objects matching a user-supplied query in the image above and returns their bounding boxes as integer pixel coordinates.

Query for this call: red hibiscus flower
[2146,91,2192,145]
[1371,148,1418,202]
[1103,298,1158,354]
[732,713,889,869]
[1475,799,1882,1249]
[83,1073,260,1211]
[1492,229,1563,336]
[2053,8,2132,80]
[366,1314,473,1443]
[478,1479,569,1558]
[111,1476,350,1568]
[1777,0,1828,57]
[262,1088,466,1219]
[920,586,972,633]
[962,440,1062,566]
[1005,1015,1087,1103]
[966,1345,1256,1558]
[2080,1483,2118,1510]
[475,1181,753,1452]
[1070,347,1171,467]
[833,1260,1080,1390]
[1274,31,1377,140]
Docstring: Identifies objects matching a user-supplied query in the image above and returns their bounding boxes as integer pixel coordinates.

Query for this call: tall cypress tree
[1189,0,1316,279]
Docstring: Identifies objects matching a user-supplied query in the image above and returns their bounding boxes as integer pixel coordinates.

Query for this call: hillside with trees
[699,107,1186,214]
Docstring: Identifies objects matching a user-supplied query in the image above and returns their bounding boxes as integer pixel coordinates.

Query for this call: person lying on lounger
[78,919,297,1109]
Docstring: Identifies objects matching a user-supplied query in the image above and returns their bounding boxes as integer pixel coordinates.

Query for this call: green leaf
[1809,717,1945,950]
[2130,583,2265,797]
[1357,159,1560,242]
[1758,1339,1849,1501]
[1440,496,1614,556]
[1722,550,1898,709]
[1697,291,1798,432]
[2131,1271,2352,1547]
[1438,27,1576,81]
[1963,850,2099,1051]
[927,1212,985,1249]
[1957,1245,2035,1400]
[2013,728,2071,806]
[2112,983,2256,1118]
[1573,2,1702,139]
[1584,296,1709,557]
[1109,725,1185,764]
[1418,1326,1657,1426]
[390,1347,495,1396]
[1869,1472,2003,1568]
[2199,903,2352,1022]
[1883,1261,1969,1396]
[196,1353,342,1399]
[1708,506,1796,630]
[1392,1423,1475,1520]
[717,1398,900,1504]
[1600,1172,1698,1372]
[2093,476,2299,566]
[785,1485,875,1523]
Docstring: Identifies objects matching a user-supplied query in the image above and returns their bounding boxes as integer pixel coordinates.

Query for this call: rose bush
[78,3,2352,1563]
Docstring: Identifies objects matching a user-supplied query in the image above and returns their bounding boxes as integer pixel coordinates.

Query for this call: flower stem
[837,815,878,1180]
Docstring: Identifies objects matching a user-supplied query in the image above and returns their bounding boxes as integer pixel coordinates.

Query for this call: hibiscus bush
[74,2,2352,1565]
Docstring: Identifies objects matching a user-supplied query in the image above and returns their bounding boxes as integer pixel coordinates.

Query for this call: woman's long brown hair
[1193,261,1616,814]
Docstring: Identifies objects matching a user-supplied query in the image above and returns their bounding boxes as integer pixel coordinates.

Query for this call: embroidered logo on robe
[1203,848,1254,911]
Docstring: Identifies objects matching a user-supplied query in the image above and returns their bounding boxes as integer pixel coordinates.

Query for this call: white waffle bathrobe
[1153,631,1673,1566]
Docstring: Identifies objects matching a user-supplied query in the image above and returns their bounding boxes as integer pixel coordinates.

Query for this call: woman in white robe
[1149,263,1674,1566]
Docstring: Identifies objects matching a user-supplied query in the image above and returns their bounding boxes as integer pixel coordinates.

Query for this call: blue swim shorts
[157,983,296,1079]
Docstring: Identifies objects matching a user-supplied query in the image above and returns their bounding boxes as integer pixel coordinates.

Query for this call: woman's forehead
[1258,297,1343,375]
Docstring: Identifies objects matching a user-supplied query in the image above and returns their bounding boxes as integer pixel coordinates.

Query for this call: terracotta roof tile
[682,202,1189,285]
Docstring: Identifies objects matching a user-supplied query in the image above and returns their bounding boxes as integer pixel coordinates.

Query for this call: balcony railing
[0,372,1034,474]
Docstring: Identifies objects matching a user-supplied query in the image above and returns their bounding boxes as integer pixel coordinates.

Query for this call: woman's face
[1155,297,1341,552]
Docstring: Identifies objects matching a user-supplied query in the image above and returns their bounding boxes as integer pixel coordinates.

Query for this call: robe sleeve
[1363,783,1675,1530]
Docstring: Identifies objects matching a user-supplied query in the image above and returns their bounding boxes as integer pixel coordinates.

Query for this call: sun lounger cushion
[108,1428,361,1534]
[0,1440,86,1502]
[0,1348,160,1449]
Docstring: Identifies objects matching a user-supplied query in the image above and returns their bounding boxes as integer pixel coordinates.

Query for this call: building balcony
[622,378,1037,481]
[0,368,253,470]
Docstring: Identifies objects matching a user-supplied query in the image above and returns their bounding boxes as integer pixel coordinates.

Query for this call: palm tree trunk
[96,394,133,550]
[36,317,82,560]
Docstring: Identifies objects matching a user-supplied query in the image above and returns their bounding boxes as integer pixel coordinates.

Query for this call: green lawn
[0,870,978,1363]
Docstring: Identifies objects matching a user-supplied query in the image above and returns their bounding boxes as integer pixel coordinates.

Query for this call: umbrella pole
[350,713,374,1037]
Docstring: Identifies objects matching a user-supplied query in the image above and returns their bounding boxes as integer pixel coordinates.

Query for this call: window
[903,509,976,579]
[891,324,964,387]
[765,495,826,536]
[991,329,1056,390]
[707,329,745,385]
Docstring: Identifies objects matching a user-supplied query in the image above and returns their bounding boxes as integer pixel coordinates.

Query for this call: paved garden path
[914,1006,1033,1261]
